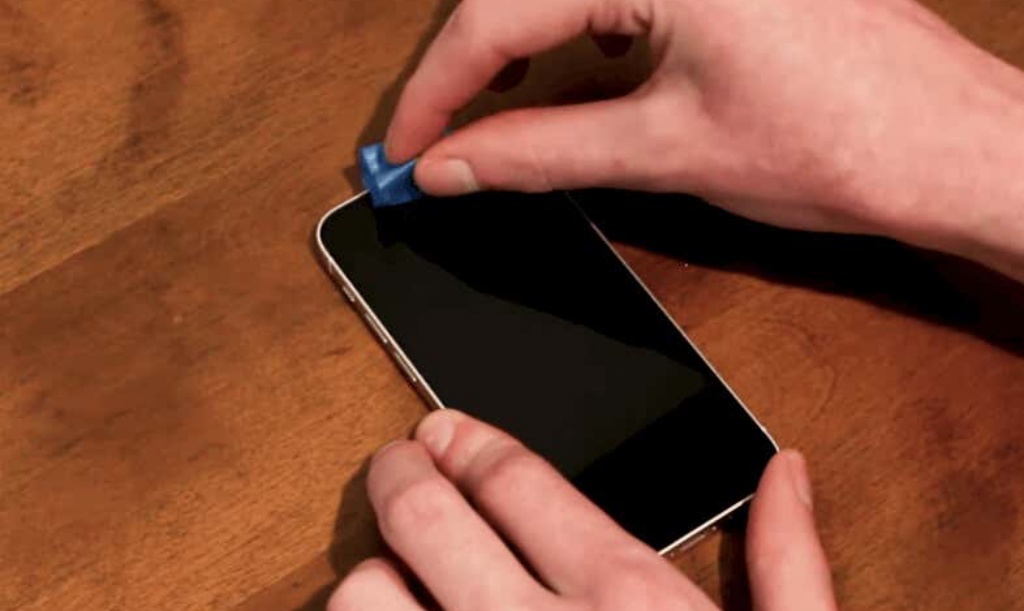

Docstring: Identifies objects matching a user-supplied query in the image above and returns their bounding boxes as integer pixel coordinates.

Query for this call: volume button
[362,312,389,346]
[341,283,356,302]
[393,351,418,383]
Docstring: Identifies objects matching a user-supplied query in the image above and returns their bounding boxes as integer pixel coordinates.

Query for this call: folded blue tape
[359,142,424,207]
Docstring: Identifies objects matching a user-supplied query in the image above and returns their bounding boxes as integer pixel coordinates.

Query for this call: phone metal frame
[315,190,778,557]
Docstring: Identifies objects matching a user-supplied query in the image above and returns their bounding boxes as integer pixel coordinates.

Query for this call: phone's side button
[341,283,356,303]
[362,312,390,346]
[393,351,418,384]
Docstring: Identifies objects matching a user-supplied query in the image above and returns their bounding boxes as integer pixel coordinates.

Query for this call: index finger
[385,0,653,161]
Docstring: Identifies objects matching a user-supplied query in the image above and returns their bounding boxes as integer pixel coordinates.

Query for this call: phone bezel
[315,190,778,556]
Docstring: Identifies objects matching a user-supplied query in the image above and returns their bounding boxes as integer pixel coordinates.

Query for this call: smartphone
[316,189,777,555]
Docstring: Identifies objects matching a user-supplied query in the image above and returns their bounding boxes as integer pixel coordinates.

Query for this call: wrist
[865,64,1024,281]
[928,91,1024,282]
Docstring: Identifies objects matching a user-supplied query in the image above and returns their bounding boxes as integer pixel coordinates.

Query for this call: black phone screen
[318,191,776,551]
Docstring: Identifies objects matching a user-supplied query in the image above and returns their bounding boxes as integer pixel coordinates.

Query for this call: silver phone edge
[315,191,448,412]
[315,190,778,558]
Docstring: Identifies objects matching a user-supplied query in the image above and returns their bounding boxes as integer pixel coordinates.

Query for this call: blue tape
[359,142,424,207]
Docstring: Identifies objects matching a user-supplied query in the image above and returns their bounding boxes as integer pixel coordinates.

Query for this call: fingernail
[417,411,457,458]
[786,451,814,509]
[418,159,479,195]
[383,133,399,163]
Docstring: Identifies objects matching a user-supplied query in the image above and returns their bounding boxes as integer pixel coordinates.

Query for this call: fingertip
[748,450,814,538]
[755,450,812,504]
[415,409,468,458]
[382,95,447,164]
[382,134,402,165]
[381,106,410,163]
[746,449,838,610]
[382,123,418,165]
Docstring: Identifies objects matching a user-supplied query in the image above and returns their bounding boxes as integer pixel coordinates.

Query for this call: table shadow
[296,468,756,611]
[574,189,1024,361]
[717,508,754,611]
[293,461,383,611]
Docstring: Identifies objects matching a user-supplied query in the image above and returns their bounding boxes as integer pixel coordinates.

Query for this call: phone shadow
[575,189,1024,361]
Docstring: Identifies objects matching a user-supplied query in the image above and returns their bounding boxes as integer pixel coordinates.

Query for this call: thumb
[746,450,839,611]
[414,96,701,195]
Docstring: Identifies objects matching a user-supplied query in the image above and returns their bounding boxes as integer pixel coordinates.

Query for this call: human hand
[329,410,838,611]
[386,0,1024,277]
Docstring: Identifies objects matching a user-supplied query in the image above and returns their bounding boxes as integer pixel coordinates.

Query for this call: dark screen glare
[319,191,777,550]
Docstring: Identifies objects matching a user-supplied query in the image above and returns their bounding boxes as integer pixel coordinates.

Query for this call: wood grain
[2,0,1023,609]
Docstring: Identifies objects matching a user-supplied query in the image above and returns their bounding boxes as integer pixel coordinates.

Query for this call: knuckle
[632,89,715,190]
[593,0,653,33]
[592,0,627,32]
[446,0,522,65]
[526,141,556,192]
[446,0,492,48]
[380,476,456,534]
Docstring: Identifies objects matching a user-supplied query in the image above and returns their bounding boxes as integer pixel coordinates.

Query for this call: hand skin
[328,410,838,611]
[385,0,1024,282]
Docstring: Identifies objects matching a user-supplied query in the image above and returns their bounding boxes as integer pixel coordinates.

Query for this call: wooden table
[3,1,1023,608]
